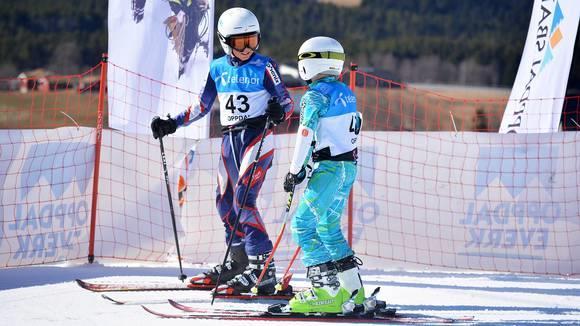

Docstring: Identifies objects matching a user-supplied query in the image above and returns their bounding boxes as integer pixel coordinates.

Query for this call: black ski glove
[265,97,285,125]
[283,166,307,192]
[151,115,177,139]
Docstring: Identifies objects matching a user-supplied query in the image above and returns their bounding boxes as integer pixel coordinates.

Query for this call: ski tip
[75,279,107,292]
[167,299,184,310]
[75,279,95,291]
[141,305,153,314]
[141,305,162,317]
[371,286,381,297]
[101,294,125,305]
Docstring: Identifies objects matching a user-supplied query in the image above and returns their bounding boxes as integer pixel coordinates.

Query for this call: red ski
[75,279,213,292]
[142,305,474,324]
[79,272,298,300]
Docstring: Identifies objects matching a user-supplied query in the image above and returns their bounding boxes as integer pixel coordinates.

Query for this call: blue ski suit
[290,76,362,267]
[174,53,292,256]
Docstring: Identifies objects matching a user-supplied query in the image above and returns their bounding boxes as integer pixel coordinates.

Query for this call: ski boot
[219,252,277,295]
[336,255,365,306]
[288,261,354,313]
[190,244,248,285]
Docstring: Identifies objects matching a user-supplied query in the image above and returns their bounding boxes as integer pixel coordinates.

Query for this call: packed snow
[1,260,579,325]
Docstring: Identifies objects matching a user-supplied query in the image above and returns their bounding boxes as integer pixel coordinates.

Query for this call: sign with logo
[459,145,563,260]
[2,130,578,274]
[108,0,214,139]
[0,128,94,266]
[352,132,579,274]
[500,0,580,133]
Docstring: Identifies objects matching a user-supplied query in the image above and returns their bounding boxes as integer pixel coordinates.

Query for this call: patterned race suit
[291,76,362,267]
[174,53,292,256]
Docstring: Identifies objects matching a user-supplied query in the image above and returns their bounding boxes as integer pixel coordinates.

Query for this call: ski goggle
[227,33,260,52]
[298,51,345,61]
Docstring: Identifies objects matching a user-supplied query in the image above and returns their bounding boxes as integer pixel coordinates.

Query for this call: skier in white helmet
[151,7,293,295]
[283,36,364,313]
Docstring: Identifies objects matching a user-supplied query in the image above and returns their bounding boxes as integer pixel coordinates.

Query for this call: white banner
[2,130,579,274]
[0,128,95,267]
[107,0,214,139]
[500,0,579,133]
[354,132,580,275]
[95,130,198,260]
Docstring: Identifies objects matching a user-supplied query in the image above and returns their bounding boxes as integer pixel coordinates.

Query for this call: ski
[142,305,473,324]
[75,279,213,292]
[213,292,295,300]
[100,291,294,305]
[169,287,388,316]
[101,294,195,306]
[99,286,297,305]
[102,294,131,305]
[168,299,275,313]
[79,270,297,294]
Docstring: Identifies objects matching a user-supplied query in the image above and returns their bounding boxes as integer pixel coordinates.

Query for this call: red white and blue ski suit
[174,53,293,256]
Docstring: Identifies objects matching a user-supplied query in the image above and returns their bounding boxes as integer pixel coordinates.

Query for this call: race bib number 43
[223,94,250,123]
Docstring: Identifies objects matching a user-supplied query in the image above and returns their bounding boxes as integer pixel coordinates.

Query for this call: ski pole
[158,136,187,282]
[250,188,296,294]
[275,246,301,293]
[211,118,272,305]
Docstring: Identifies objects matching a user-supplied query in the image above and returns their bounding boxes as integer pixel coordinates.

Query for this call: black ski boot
[190,244,248,285]
[222,252,277,295]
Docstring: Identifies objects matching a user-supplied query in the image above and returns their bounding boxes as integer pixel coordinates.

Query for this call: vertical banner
[500,0,579,133]
[107,0,214,139]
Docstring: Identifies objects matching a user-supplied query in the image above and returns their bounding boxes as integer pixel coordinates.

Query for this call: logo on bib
[334,92,356,107]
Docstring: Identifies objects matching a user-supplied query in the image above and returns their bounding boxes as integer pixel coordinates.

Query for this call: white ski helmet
[217,8,260,55]
[297,36,345,81]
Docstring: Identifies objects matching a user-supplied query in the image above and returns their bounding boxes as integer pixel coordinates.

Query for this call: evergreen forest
[1,0,578,89]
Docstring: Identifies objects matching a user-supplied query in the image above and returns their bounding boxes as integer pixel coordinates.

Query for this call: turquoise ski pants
[291,160,357,267]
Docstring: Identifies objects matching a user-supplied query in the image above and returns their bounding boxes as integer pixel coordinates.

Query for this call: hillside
[0,0,578,88]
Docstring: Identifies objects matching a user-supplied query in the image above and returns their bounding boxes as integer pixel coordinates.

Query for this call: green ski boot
[289,261,348,313]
